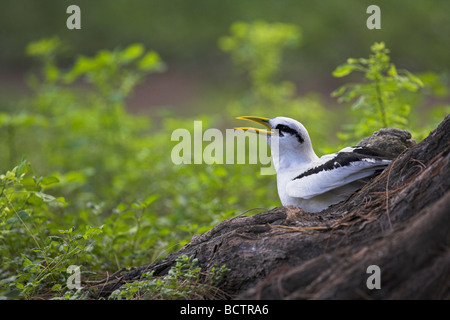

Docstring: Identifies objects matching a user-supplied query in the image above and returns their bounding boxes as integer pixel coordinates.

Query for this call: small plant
[99,194,162,269]
[332,42,424,142]
[64,43,166,103]
[219,21,301,97]
[0,159,103,299]
[109,255,229,300]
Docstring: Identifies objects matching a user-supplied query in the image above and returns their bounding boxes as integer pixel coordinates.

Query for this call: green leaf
[83,225,103,239]
[33,192,56,202]
[131,202,142,210]
[388,64,398,77]
[16,283,25,290]
[27,193,44,206]
[404,70,424,87]
[371,42,386,51]
[54,197,67,207]
[351,96,366,110]
[330,85,348,97]
[5,170,17,181]
[120,44,144,62]
[45,64,60,82]
[16,158,29,178]
[401,80,419,91]
[47,236,64,243]
[22,257,33,267]
[332,64,356,77]
[138,51,164,71]
[143,194,159,207]
[115,203,128,212]
[6,210,30,225]
[59,228,73,234]
[51,284,62,292]
[25,37,62,57]
[40,176,60,186]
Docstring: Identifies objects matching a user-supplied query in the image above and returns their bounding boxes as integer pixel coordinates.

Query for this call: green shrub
[332,42,449,143]
[0,36,283,299]
[0,158,102,299]
[110,255,229,300]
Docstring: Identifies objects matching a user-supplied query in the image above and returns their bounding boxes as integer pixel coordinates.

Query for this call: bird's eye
[274,124,304,143]
[275,124,286,136]
[275,124,292,134]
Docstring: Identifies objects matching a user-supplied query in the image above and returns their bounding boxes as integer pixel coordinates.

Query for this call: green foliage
[109,255,229,300]
[65,43,165,100]
[219,21,301,88]
[332,42,422,139]
[332,42,448,143]
[0,158,102,299]
[0,35,285,299]
[100,195,163,268]
[2,1,450,80]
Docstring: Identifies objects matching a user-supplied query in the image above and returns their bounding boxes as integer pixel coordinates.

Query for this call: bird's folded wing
[286,148,391,200]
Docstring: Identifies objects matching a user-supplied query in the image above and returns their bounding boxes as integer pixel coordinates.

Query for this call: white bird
[235,116,392,213]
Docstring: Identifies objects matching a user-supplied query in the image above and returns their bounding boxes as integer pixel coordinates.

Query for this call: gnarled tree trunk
[100,114,450,300]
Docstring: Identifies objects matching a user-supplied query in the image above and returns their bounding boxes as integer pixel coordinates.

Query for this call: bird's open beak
[235,116,273,135]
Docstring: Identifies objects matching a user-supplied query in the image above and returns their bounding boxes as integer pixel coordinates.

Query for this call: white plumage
[236,116,392,212]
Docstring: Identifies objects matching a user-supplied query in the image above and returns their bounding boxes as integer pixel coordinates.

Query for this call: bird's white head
[235,116,319,171]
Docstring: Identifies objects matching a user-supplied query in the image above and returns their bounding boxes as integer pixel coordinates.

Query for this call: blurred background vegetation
[2,0,449,107]
[0,0,449,299]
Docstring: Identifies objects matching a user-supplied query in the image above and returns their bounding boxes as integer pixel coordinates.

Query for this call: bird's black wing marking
[287,147,392,199]
[293,147,389,181]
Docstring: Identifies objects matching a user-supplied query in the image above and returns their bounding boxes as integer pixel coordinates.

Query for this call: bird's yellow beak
[234,116,273,135]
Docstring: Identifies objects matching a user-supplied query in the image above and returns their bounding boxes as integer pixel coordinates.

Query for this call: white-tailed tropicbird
[235,116,392,213]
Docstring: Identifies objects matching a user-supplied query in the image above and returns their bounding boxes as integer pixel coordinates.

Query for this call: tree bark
[100,114,450,300]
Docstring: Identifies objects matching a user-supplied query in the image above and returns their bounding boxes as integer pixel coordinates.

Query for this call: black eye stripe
[275,124,296,135]
[275,124,291,133]
[275,124,304,144]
